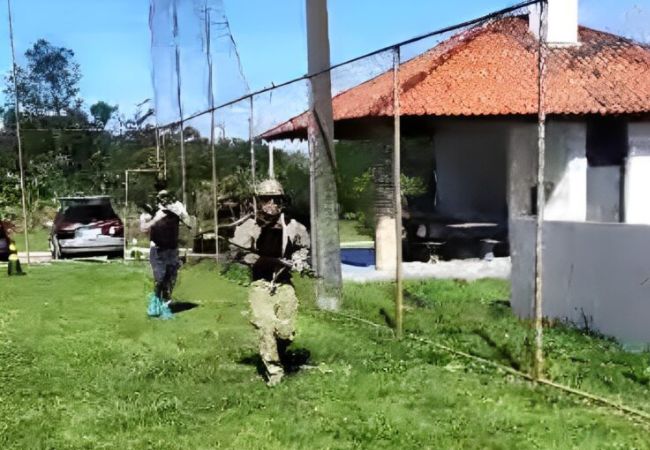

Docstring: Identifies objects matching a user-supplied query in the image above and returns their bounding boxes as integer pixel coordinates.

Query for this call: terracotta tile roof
[263,16,650,140]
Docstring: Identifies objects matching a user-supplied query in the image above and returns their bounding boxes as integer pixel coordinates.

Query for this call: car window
[63,204,118,224]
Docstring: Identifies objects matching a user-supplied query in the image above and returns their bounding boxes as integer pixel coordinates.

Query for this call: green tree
[90,101,118,129]
[3,39,86,129]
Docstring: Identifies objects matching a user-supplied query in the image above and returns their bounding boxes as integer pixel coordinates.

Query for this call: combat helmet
[256,179,284,197]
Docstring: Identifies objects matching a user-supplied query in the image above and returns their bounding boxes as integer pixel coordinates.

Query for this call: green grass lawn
[10,227,51,252]
[338,219,373,245]
[1,262,649,449]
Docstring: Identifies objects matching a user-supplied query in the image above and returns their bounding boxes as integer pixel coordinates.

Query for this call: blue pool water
[341,248,375,267]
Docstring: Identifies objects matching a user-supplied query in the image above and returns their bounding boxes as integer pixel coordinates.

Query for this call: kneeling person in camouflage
[230,179,310,386]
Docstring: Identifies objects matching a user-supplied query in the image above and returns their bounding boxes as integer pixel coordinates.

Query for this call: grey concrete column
[306,0,342,310]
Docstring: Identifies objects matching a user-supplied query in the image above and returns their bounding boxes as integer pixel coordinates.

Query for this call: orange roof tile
[263,16,650,140]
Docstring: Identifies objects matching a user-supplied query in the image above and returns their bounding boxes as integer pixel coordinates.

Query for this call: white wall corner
[624,122,650,224]
[529,0,579,46]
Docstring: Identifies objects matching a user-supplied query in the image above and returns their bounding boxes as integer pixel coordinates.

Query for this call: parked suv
[50,196,124,259]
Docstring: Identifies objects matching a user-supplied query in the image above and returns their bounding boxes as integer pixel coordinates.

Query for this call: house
[263,0,650,343]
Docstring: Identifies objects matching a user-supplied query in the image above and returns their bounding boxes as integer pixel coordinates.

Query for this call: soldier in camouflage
[230,179,310,386]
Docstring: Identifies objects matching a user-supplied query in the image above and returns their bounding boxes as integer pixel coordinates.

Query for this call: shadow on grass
[473,327,522,371]
[238,347,312,379]
[169,301,200,314]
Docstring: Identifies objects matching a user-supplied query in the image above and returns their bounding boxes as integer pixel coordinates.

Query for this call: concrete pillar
[587,166,621,222]
[306,0,342,310]
[374,144,397,272]
[544,121,587,222]
[507,122,537,218]
[507,123,538,318]
[624,122,650,224]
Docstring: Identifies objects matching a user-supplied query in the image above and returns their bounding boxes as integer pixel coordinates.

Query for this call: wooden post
[393,47,404,338]
[306,0,342,310]
[533,2,547,380]
[7,0,30,264]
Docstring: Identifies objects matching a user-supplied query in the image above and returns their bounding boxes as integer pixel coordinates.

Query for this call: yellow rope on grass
[319,309,650,425]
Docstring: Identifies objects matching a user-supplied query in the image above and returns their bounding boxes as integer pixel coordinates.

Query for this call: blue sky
[1,0,648,121]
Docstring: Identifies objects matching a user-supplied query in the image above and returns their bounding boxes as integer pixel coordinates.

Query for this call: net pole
[124,170,129,261]
[205,2,219,262]
[6,0,30,264]
[172,0,187,206]
[155,127,161,172]
[249,97,257,218]
[533,1,547,381]
[309,130,319,276]
[393,47,404,338]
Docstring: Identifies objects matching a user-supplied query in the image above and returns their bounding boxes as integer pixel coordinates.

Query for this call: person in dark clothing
[140,190,191,315]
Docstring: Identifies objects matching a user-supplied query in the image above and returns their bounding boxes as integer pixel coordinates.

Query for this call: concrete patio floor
[342,257,511,283]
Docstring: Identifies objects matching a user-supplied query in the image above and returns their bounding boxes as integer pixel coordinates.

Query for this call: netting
[3,0,650,423]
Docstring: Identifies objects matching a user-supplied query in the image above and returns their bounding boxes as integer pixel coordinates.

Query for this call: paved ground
[17,252,52,264]
[16,250,511,283]
[342,257,511,282]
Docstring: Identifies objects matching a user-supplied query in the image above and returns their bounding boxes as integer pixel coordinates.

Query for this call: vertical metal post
[155,126,161,171]
[172,0,187,206]
[393,47,404,338]
[7,0,30,264]
[309,135,319,276]
[249,97,256,181]
[124,170,129,261]
[204,2,219,262]
[249,97,257,218]
[268,144,275,179]
[533,1,547,381]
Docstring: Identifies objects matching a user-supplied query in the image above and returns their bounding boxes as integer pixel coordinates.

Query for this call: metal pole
[393,47,404,338]
[155,126,161,171]
[178,120,187,206]
[7,0,30,264]
[309,136,319,276]
[249,97,256,181]
[249,96,257,218]
[533,1,547,381]
[173,0,187,206]
[205,2,219,262]
[124,170,129,261]
[268,144,275,179]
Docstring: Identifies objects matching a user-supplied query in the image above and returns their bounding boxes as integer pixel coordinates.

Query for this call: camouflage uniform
[230,180,310,386]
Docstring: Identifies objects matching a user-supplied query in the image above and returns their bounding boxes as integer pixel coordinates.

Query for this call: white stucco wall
[624,122,650,225]
[544,121,587,221]
[434,121,509,221]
